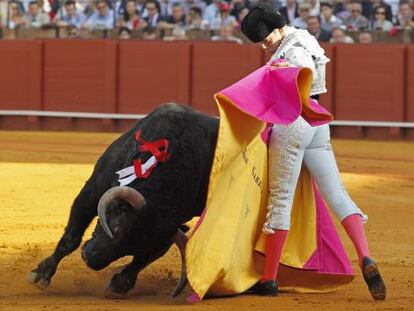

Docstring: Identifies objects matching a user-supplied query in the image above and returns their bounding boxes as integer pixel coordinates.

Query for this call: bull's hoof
[104,283,127,300]
[28,257,57,290]
[105,272,136,299]
[28,271,50,290]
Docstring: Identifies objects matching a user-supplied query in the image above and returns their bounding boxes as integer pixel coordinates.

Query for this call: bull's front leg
[29,181,98,289]
[105,228,188,298]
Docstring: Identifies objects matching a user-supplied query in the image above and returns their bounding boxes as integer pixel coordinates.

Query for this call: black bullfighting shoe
[362,257,386,300]
[249,280,278,296]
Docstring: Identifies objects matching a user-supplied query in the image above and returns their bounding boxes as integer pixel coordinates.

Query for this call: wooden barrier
[0,40,42,110]
[41,40,117,130]
[43,40,117,112]
[0,40,413,139]
[117,41,191,114]
[334,44,406,139]
[319,43,335,114]
[0,40,42,130]
[191,42,263,115]
[406,45,414,139]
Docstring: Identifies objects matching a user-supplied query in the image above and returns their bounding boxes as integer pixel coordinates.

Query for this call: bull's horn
[171,229,188,297]
[97,186,146,239]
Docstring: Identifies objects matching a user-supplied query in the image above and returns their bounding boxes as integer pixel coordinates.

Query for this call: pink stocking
[262,230,288,282]
[341,214,370,269]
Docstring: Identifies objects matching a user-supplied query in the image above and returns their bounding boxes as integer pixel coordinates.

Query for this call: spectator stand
[185,28,211,41]
[345,29,413,43]
[0,0,413,43]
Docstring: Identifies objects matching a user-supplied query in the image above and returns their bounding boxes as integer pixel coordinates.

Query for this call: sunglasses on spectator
[351,9,361,13]
[300,8,309,12]
[375,11,386,15]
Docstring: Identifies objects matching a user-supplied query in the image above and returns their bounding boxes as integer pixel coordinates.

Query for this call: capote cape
[185,64,354,299]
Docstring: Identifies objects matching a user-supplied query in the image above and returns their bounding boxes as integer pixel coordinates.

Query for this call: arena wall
[0,40,413,139]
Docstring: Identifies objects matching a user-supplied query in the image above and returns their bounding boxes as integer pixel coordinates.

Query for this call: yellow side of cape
[185,94,318,298]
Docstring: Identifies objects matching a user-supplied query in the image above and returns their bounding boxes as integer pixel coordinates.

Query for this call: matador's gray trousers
[263,116,367,234]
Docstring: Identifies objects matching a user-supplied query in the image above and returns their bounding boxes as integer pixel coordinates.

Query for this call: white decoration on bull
[116,156,157,186]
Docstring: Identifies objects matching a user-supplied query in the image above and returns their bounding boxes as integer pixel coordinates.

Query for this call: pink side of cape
[219,64,333,127]
[217,64,353,277]
[303,182,354,275]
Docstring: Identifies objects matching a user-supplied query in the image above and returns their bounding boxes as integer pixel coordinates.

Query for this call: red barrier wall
[334,44,406,139]
[0,41,42,130]
[118,41,191,114]
[40,40,117,130]
[43,40,117,113]
[191,42,263,115]
[0,41,42,110]
[0,40,413,139]
[319,44,335,114]
[406,45,414,139]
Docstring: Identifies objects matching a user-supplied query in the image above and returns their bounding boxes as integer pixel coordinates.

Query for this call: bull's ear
[178,224,190,233]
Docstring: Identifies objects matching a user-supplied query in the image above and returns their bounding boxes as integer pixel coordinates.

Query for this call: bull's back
[91,104,218,219]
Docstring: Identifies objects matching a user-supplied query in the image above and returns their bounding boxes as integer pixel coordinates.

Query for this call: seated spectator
[142,24,157,39]
[334,0,352,20]
[47,0,61,21]
[159,2,187,30]
[330,27,355,42]
[7,1,26,29]
[82,0,95,17]
[342,1,369,30]
[0,0,7,28]
[23,0,51,28]
[358,31,374,42]
[163,26,188,40]
[143,0,164,29]
[181,0,207,15]
[116,0,145,30]
[159,0,170,17]
[235,6,249,30]
[217,2,238,28]
[309,0,321,16]
[186,6,209,29]
[307,16,331,41]
[279,0,299,25]
[203,0,220,30]
[230,0,250,19]
[320,2,343,31]
[66,24,80,38]
[118,26,131,39]
[292,2,311,29]
[56,0,86,29]
[84,0,115,30]
[135,0,148,18]
[370,4,393,30]
[395,2,414,29]
[237,6,249,20]
[211,24,243,43]
[362,0,392,23]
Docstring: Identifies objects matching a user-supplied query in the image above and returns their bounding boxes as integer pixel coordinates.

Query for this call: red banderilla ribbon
[133,130,169,178]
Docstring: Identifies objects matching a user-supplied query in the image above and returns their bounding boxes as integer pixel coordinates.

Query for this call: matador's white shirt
[271,26,330,96]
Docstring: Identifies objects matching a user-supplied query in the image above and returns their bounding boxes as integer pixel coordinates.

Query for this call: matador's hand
[269,61,291,70]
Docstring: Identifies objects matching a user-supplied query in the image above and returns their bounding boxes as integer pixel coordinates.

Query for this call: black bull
[28,103,219,298]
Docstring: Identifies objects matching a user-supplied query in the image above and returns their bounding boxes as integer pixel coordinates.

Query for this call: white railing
[1,109,414,128]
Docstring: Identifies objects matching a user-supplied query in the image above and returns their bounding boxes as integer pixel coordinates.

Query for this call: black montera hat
[241,6,287,43]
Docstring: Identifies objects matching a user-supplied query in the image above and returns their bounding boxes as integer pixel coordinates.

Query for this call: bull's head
[81,186,187,296]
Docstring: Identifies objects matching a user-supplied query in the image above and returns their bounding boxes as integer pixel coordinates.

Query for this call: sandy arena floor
[0,131,413,311]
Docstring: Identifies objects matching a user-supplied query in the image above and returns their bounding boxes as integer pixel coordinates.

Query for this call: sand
[0,131,413,311]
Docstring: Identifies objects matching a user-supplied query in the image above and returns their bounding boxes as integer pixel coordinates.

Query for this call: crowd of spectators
[0,0,413,43]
